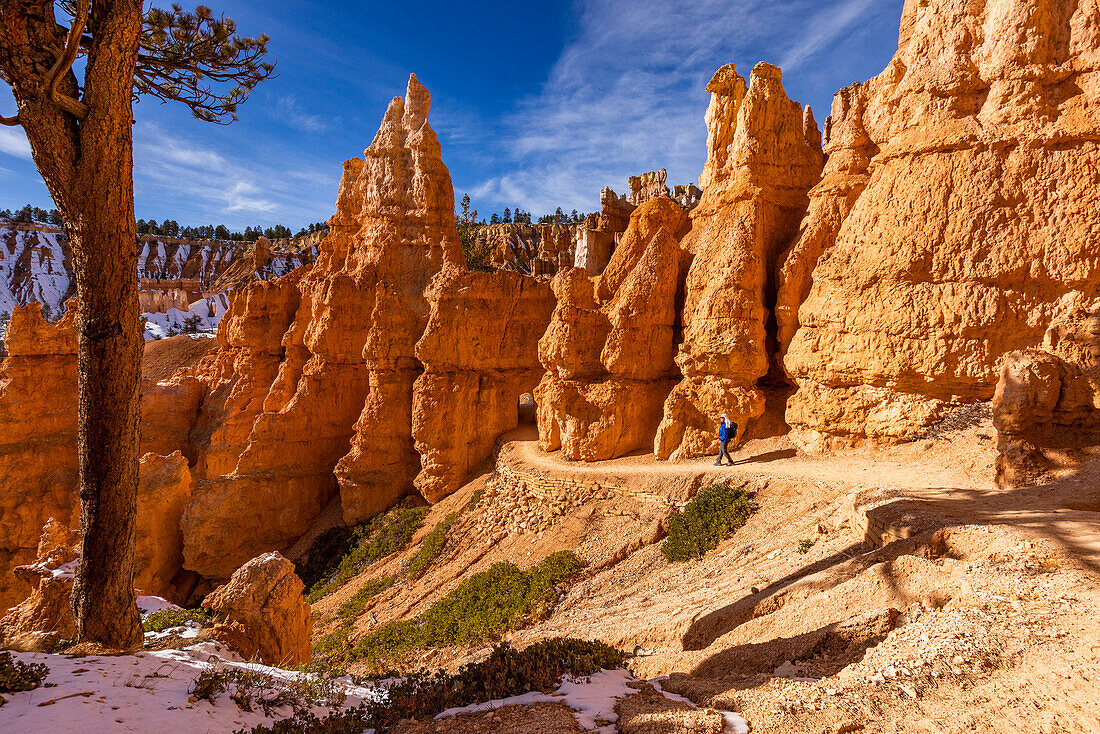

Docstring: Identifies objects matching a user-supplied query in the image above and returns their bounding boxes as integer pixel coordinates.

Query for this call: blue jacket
[719,421,735,442]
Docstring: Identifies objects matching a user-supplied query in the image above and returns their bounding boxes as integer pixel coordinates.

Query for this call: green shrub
[337,575,395,621]
[661,483,754,562]
[0,652,49,704]
[238,638,623,734]
[346,551,585,673]
[142,607,214,633]
[797,538,816,554]
[406,513,458,580]
[190,665,345,716]
[305,499,428,603]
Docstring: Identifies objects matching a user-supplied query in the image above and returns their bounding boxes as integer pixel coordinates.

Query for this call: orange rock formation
[654,62,824,460]
[413,270,555,502]
[0,305,78,609]
[994,301,1100,487]
[781,0,1100,450]
[0,519,79,652]
[536,198,690,460]
[204,552,312,666]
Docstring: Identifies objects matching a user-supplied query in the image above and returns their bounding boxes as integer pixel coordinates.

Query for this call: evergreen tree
[490,212,500,225]
[3,0,273,647]
[502,207,511,223]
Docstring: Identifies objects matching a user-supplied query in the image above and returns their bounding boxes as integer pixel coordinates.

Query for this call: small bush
[143,607,213,633]
[346,551,585,673]
[0,652,49,702]
[305,499,428,603]
[797,538,816,554]
[406,513,458,580]
[190,665,345,716]
[239,638,623,734]
[662,483,754,562]
[337,575,395,621]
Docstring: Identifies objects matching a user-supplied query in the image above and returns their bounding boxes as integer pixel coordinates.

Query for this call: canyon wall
[780,0,1100,450]
[654,63,824,460]
[536,197,690,460]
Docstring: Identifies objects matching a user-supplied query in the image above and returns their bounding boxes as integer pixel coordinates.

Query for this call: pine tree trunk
[69,211,143,651]
[0,0,146,650]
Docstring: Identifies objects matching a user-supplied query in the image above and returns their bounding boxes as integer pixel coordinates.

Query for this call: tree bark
[69,0,145,651]
[0,0,145,650]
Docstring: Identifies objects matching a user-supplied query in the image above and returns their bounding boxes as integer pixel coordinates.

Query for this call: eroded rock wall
[0,304,78,609]
[654,63,824,460]
[536,198,691,460]
[781,0,1100,450]
[412,270,555,503]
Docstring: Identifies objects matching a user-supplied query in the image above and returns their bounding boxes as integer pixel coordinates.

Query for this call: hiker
[716,414,737,466]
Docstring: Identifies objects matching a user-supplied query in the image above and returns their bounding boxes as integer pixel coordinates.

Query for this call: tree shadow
[682,457,1100,672]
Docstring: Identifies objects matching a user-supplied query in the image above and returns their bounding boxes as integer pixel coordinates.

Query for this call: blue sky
[0,0,904,230]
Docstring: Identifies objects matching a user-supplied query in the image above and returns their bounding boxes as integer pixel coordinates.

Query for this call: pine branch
[44,0,89,119]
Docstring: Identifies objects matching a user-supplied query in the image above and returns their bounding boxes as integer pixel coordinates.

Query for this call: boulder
[994,301,1100,487]
[654,62,824,460]
[781,0,1100,448]
[0,519,79,651]
[204,552,312,666]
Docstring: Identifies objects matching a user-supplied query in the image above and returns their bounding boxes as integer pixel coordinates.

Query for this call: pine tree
[0,0,273,650]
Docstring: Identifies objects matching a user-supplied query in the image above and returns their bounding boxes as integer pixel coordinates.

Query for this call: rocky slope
[780,0,1100,450]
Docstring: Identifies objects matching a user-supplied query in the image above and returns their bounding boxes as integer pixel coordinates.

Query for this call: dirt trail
[504,427,996,492]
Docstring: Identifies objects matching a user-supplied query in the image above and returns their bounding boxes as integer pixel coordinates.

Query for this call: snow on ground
[0,642,383,733]
[143,292,230,340]
[652,677,749,734]
[436,668,752,734]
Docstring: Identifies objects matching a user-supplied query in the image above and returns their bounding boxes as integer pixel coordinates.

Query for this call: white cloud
[0,127,32,160]
[132,122,334,226]
[778,0,882,70]
[274,94,329,133]
[463,0,888,215]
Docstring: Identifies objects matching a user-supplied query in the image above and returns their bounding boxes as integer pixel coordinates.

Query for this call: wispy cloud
[274,94,330,133]
[462,0,889,215]
[779,0,882,70]
[0,127,32,160]
[133,122,336,226]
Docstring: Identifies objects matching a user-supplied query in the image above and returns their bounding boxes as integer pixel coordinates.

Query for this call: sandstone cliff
[536,197,691,460]
[781,0,1100,450]
[654,63,824,460]
[412,270,555,502]
[0,304,78,609]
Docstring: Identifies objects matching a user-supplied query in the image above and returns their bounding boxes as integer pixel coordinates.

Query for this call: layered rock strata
[412,270,555,503]
[537,198,690,460]
[781,0,1100,449]
[654,62,824,460]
